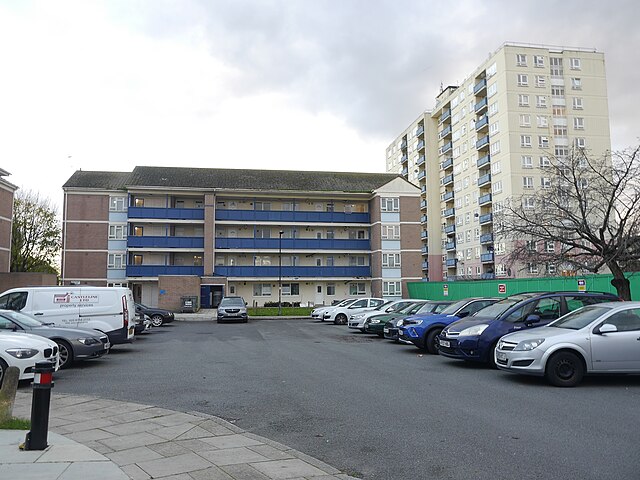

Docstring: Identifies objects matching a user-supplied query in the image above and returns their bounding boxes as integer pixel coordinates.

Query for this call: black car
[135,303,175,327]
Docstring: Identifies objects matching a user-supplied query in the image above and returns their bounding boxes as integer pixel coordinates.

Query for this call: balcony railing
[475,115,489,130]
[402,167,408,176]
[441,157,453,170]
[401,139,408,149]
[440,109,451,122]
[476,135,490,150]
[480,233,494,244]
[481,253,495,263]
[422,261,429,270]
[473,78,487,95]
[214,266,371,278]
[481,273,496,280]
[215,238,370,250]
[416,155,426,166]
[417,170,426,180]
[439,142,453,155]
[445,241,456,251]
[478,173,492,187]
[443,174,454,186]
[443,191,454,202]
[478,193,492,206]
[128,207,205,220]
[420,199,427,209]
[127,265,204,277]
[479,213,493,224]
[215,210,370,224]
[421,215,427,223]
[417,140,425,151]
[446,258,457,267]
[477,154,491,168]
[416,125,425,136]
[438,125,452,139]
[421,231,428,239]
[127,236,204,249]
[401,154,408,162]
[474,97,488,113]
[421,246,429,254]
[444,224,456,234]
[443,208,455,218]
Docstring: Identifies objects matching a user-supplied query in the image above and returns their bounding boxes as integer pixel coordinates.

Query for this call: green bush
[248,306,313,316]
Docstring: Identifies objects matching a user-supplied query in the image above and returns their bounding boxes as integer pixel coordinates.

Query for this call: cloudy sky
[1,0,639,210]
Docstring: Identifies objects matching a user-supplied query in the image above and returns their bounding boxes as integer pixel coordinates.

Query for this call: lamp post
[278,230,284,316]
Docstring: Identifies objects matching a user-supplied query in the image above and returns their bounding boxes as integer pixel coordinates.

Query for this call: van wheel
[425,328,443,354]
[150,315,164,327]
[334,313,347,325]
[545,351,584,387]
[0,358,8,386]
[56,340,74,369]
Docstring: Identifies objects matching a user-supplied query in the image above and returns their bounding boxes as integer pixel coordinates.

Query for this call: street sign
[498,284,507,294]
[577,279,586,292]
[443,284,449,296]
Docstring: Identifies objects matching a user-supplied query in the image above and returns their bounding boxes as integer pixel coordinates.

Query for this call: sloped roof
[64,166,404,194]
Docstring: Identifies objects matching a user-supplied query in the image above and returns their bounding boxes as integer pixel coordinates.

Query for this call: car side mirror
[596,323,617,334]
[524,314,541,325]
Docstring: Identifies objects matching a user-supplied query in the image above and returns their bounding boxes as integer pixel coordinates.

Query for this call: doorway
[200,285,225,308]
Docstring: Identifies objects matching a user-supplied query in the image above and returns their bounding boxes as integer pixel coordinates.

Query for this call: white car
[0,331,60,385]
[311,299,356,321]
[348,299,417,331]
[325,298,385,325]
[495,301,640,387]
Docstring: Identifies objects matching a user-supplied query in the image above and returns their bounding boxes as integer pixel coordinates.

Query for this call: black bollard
[23,361,55,450]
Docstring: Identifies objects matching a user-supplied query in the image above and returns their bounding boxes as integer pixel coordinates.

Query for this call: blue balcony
[401,139,408,149]
[128,236,204,249]
[215,238,370,250]
[481,273,496,280]
[420,199,427,209]
[477,154,491,168]
[478,173,492,187]
[438,125,452,139]
[473,78,487,95]
[445,241,456,251]
[440,109,451,123]
[127,265,204,277]
[401,154,408,162]
[421,215,427,223]
[480,233,494,244]
[478,193,492,206]
[417,170,426,180]
[441,157,453,170]
[416,125,425,136]
[440,142,453,154]
[446,258,457,267]
[443,191,454,202]
[474,97,488,113]
[402,167,408,176]
[481,253,495,263]
[215,210,370,224]
[128,207,205,220]
[416,155,426,166]
[421,230,428,239]
[479,213,493,224]
[475,115,489,131]
[443,208,455,218]
[421,245,429,254]
[443,174,454,186]
[444,224,456,234]
[421,185,427,193]
[214,266,371,278]
[476,135,490,150]
[422,261,429,270]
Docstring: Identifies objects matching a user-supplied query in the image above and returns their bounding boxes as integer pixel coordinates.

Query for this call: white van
[0,287,136,345]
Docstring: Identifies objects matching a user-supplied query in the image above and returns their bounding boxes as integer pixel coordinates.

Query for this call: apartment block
[386,42,611,281]
[0,169,18,272]
[62,167,421,309]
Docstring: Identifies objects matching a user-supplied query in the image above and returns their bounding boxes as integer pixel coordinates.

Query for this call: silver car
[495,301,640,387]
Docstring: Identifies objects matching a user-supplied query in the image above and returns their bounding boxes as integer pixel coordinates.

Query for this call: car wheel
[334,313,347,325]
[545,351,584,387]
[56,339,74,369]
[150,314,164,327]
[425,328,443,354]
[488,342,499,369]
[0,358,8,387]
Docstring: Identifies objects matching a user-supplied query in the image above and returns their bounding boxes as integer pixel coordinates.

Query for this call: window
[516,53,527,66]
[520,135,532,147]
[255,227,271,238]
[491,162,501,174]
[349,283,366,295]
[134,198,144,207]
[254,255,271,266]
[326,229,335,240]
[534,55,545,68]
[554,125,568,137]
[326,202,335,212]
[381,224,400,240]
[109,196,127,211]
[349,229,366,240]
[489,122,499,136]
[575,137,586,148]
[537,115,548,127]
[571,77,582,90]
[523,177,534,189]
[574,117,585,130]
[572,97,584,110]
[520,114,531,127]
[539,136,549,148]
[108,225,127,240]
[528,263,539,274]
[349,256,366,266]
[133,254,143,265]
[487,83,497,97]
[382,253,401,268]
[282,283,300,296]
[487,62,497,77]
[488,102,499,116]
[517,74,529,86]
[381,197,400,212]
[551,86,565,97]
[550,57,563,76]
[254,201,271,211]
[541,177,551,189]
[536,95,547,108]
[535,75,546,87]
[107,254,126,269]
[490,141,500,155]
[518,94,530,107]
[570,58,581,70]
[546,241,555,253]
[522,155,533,168]
[383,281,402,296]
[547,264,556,275]
[553,106,566,117]
[253,283,272,296]
[492,181,503,194]
[522,197,535,209]
[327,283,336,296]
[495,243,506,255]
[133,226,143,236]
[526,240,537,252]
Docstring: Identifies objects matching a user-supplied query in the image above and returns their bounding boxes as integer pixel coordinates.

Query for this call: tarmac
[1,312,357,480]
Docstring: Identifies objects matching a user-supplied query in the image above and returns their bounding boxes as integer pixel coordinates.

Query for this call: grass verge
[0,417,30,430]
[248,307,313,316]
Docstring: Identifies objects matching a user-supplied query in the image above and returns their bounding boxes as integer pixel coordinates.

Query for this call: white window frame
[523,177,534,189]
[522,155,533,168]
[349,282,366,296]
[382,281,402,297]
[108,224,127,240]
[572,97,584,110]
[109,196,127,212]
[381,197,400,212]
[381,224,401,240]
[570,58,582,70]
[520,135,532,148]
[517,74,529,86]
[574,117,585,130]
[107,253,126,269]
[516,53,527,66]
[382,253,401,268]
[519,114,531,127]
[253,283,272,296]
[518,94,530,107]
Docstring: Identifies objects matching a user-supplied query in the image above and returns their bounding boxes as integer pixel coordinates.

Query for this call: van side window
[0,292,28,311]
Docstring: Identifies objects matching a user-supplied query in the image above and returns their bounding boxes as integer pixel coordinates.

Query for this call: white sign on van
[53,293,99,308]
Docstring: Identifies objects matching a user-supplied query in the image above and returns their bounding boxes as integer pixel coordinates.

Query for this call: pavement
[2,390,358,480]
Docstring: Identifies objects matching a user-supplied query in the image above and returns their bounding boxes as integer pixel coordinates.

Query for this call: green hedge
[248,307,313,316]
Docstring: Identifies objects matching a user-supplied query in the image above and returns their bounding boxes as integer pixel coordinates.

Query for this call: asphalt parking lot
[36,318,640,480]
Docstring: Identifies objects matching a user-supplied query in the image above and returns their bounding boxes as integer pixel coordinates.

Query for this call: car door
[590,308,640,371]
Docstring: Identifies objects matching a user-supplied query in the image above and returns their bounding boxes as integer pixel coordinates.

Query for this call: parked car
[311,299,354,321]
[217,296,248,323]
[135,303,175,327]
[381,301,454,340]
[0,309,109,369]
[496,301,640,386]
[0,331,59,386]
[363,301,429,336]
[399,297,500,353]
[348,299,416,331]
[324,297,385,325]
[134,314,152,335]
[438,291,620,366]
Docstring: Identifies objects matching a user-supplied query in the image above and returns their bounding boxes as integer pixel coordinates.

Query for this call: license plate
[496,352,507,361]
[383,328,389,333]
[129,327,135,335]
[439,339,450,348]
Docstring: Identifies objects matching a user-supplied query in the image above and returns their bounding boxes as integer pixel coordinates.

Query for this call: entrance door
[315,284,323,306]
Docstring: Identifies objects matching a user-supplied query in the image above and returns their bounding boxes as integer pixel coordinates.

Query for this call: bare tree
[495,146,640,300]
[11,190,61,274]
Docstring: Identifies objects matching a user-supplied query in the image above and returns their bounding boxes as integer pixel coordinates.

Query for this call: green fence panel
[407,273,640,301]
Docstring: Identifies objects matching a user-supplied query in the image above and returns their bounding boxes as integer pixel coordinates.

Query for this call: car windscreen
[549,305,610,330]
[220,298,245,307]
[402,302,427,314]
[440,300,470,315]
[473,299,520,319]
[373,300,394,311]
[337,299,357,308]
[0,310,45,327]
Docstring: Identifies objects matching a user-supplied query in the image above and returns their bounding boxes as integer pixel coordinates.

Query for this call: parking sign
[577,279,586,292]
[498,284,506,294]
[443,284,449,296]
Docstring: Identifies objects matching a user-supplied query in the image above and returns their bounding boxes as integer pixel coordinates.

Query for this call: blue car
[437,291,620,366]
[398,298,499,354]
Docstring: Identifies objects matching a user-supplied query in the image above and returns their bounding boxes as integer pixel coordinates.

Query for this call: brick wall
[0,272,58,292]
[158,275,201,311]
[63,251,107,280]
[65,194,109,221]
[64,222,108,249]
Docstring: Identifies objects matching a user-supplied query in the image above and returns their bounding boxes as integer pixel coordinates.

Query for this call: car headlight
[370,319,381,324]
[458,324,489,336]
[78,337,100,345]
[351,313,365,320]
[412,319,423,326]
[6,348,39,359]
[514,338,545,351]
[397,319,404,327]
